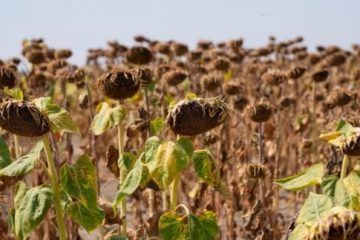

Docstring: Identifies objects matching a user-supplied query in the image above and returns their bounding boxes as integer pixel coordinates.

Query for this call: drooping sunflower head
[0,101,50,137]
[166,97,229,136]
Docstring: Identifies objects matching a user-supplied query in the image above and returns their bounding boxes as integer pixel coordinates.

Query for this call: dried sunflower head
[341,132,360,156]
[287,66,306,79]
[55,49,72,59]
[97,69,140,100]
[246,163,267,179]
[172,43,189,56]
[330,90,352,107]
[201,73,222,92]
[262,69,287,85]
[212,57,230,71]
[133,67,153,87]
[0,101,50,137]
[307,207,360,240]
[233,95,249,112]
[26,49,46,64]
[162,69,188,86]
[224,82,241,95]
[247,103,272,123]
[166,97,229,136]
[324,52,347,68]
[312,69,329,83]
[126,46,152,65]
[0,66,16,89]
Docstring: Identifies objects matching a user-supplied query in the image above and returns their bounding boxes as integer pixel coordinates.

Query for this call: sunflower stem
[341,154,350,179]
[14,135,21,159]
[170,175,179,210]
[117,122,127,236]
[42,135,67,240]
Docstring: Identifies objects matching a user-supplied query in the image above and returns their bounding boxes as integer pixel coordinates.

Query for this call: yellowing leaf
[296,192,333,225]
[275,163,324,191]
[91,102,126,135]
[3,87,24,100]
[150,141,190,189]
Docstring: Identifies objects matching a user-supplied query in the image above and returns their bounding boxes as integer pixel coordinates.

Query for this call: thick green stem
[170,175,180,210]
[341,154,350,179]
[42,135,67,240]
[117,123,127,236]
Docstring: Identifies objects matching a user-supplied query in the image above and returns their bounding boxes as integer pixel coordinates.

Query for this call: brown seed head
[0,66,16,89]
[261,69,287,85]
[307,207,360,240]
[224,82,241,95]
[312,69,329,83]
[0,101,50,137]
[341,133,360,156]
[233,95,249,111]
[126,46,153,65]
[166,97,229,136]
[246,163,267,179]
[162,69,188,86]
[330,90,352,106]
[201,73,222,92]
[97,69,140,100]
[247,103,272,123]
[26,49,46,64]
[287,66,306,79]
[172,43,189,56]
[54,49,72,59]
[212,57,230,71]
[324,52,347,67]
[133,67,153,87]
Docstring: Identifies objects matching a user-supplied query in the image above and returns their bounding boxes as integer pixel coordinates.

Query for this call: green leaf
[67,202,104,232]
[0,136,11,169]
[150,141,190,189]
[107,237,128,240]
[192,149,228,196]
[113,158,143,207]
[323,174,359,209]
[60,155,98,209]
[118,152,137,172]
[14,182,52,240]
[0,142,43,177]
[336,119,355,136]
[289,224,310,240]
[33,97,79,133]
[140,164,151,188]
[321,175,339,197]
[188,211,218,240]
[159,210,218,240]
[275,163,324,191]
[296,192,333,225]
[150,117,165,135]
[176,137,193,158]
[144,136,161,165]
[91,102,126,136]
[159,211,182,240]
[3,87,24,100]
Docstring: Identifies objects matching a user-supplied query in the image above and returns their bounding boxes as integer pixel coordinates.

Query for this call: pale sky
[1,0,359,63]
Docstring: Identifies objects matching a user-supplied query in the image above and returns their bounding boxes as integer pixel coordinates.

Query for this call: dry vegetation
[1,35,360,240]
